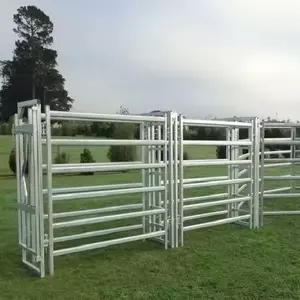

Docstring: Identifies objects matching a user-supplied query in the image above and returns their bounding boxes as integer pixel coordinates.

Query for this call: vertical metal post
[173,114,178,247]
[226,127,232,218]
[178,114,184,247]
[248,122,254,228]
[150,123,155,232]
[167,112,174,248]
[259,120,265,228]
[28,108,34,253]
[140,123,146,235]
[233,127,239,217]
[15,114,22,248]
[290,127,296,193]
[252,118,260,228]
[36,104,45,277]
[163,114,169,249]
[157,124,162,233]
[45,105,54,275]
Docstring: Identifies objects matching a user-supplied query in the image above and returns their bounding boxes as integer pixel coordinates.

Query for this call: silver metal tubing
[262,150,291,155]
[44,138,165,146]
[262,187,291,194]
[53,209,165,229]
[239,153,250,160]
[54,231,166,256]
[263,211,300,216]
[23,260,41,275]
[183,193,228,203]
[264,139,300,145]
[238,169,248,178]
[183,210,228,221]
[183,215,251,232]
[264,175,300,181]
[264,158,300,163]
[263,193,300,199]
[183,176,228,184]
[42,110,165,123]
[52,186,165,201]
[42,183,142,195]
[183,159,251,167]
[45,204,143,219]
[51,162,165,174]
[183,178,251,189]
[183,140,251,146]
[182,119,252,128]
[183,196,251,210]
[263,122,300,128]
[263,163,292,168]
[54,224,143,243]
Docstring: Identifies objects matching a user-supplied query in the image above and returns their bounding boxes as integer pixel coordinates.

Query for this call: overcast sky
[1,0,300,120]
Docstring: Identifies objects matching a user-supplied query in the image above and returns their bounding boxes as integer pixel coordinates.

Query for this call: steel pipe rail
[52,186,165,201]
[53,208,165,229]
[41,110,166,123]
[182,118,252,128]
[183,140,252,146]
[43,138,166,146]
[51,162,165,174]
[183,159,251,167]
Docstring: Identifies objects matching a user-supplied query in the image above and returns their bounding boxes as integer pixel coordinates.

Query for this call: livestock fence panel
[16,100,300,278]
[260,121,300,224]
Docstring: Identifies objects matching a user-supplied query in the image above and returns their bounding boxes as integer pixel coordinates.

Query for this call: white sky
[1,0,300,120]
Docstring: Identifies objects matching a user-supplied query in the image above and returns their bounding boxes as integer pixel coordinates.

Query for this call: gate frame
[14,101,266,278]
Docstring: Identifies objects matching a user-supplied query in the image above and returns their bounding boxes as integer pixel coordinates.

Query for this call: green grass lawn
[1,135,300,299]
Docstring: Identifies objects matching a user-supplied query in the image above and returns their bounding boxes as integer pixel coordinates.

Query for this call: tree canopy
[0,5,74,121]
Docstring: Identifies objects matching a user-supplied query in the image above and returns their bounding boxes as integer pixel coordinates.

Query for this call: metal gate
[14,100,45,277]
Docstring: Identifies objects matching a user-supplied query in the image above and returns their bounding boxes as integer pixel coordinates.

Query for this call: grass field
[1,135,300,299]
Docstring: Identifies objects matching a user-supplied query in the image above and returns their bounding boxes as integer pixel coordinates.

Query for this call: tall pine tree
[0,5,74,121]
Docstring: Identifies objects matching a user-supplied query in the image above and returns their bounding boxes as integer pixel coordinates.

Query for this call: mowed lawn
[1,135,300,299]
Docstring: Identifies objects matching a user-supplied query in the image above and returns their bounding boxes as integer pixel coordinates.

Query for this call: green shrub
[183,151,189,160]
[9,147,28,175]
[107,123,137,163]
[216,146,226,159]
[54,151,70,164]
[80,148,95,175]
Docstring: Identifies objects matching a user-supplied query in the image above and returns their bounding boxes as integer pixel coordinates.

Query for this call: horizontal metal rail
[262,150,291,155]
[183,140,251,146]
[50,162,165,174]
[263,163,292,168]
[264,158,300,163]
[42,111,166,123]
[263,193,300,199]
[53,209,165,228]
[264,139,300,145]
[263,211,300,216]
[183,159,251,167]
[45,204,143,219]
[264,175,300,181]
[183,196,251,210]
[264,122,300,128]
[43,183,142,195]
[183,210,228,221]
[262,187,291,194]
[183,178,251,189]
[183,193,228,203]
[43,139,166,146]
[183,119,252,128]
[54,224,143,243]
[183,215,251,232]
[52,186,165,201]
[183,176,228,184]
[54,231,166,256]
